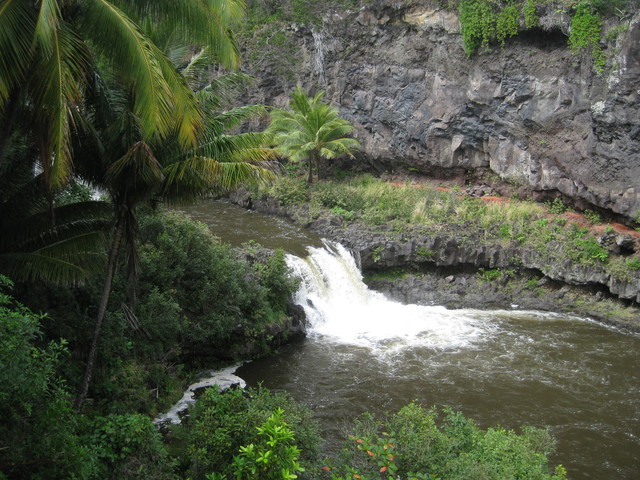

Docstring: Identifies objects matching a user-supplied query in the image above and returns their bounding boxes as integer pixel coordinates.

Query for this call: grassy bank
[256,174,640,284]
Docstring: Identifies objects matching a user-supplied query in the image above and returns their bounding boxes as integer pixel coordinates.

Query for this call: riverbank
[229,175,640,331]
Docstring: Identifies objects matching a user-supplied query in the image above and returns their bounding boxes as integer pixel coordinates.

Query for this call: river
[178,200,640,479]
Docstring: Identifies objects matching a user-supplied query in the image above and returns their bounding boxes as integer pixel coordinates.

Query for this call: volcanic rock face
[242,1,640,220]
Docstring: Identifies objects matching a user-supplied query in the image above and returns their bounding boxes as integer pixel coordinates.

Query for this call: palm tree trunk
[74,213,125,411]
[307,157,314,183]
[0,91,20,164]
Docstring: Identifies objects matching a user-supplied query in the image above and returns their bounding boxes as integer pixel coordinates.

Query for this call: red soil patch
[479,195,510,204]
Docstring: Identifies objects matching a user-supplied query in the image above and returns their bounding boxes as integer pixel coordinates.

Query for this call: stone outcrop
[242,1,640,220]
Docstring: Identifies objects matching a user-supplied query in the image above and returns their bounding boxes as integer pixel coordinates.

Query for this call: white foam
[287,241,495,354]
[154,363,245,425]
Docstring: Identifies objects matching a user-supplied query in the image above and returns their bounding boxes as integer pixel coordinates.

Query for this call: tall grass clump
[262,175,614,265]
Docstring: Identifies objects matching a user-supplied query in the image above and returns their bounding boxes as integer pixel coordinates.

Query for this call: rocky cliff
[242,1,640,221]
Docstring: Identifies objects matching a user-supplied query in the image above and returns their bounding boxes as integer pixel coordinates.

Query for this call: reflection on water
[176,200,323,257]
[180,200,640,479]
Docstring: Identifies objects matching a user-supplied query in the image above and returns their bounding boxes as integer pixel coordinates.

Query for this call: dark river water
[179,200,640,480]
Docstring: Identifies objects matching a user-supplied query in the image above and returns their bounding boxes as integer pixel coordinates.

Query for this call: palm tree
[73,69,276,410]
[0,0,257,409]
[0,0,247,199]
[268,86,360,183]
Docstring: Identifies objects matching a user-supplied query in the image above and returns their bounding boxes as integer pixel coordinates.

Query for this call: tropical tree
[73,69,276,411]
[0,0,275,410]
[0,0,236,200]
[268,86,359,183]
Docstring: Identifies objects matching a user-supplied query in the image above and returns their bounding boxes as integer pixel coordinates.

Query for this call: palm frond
[114,0,244,69]
[33,0,61,57]
[0,0,34,107]
[154,45,203,148]
[0,250,103,286]
[162,155,275,203]
[81,0,178,142]
[107,141,164,201]
[209,104,269,131]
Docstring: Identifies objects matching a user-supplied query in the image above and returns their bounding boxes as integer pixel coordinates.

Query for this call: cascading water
[311,28,328,87]
[286,240,497,353]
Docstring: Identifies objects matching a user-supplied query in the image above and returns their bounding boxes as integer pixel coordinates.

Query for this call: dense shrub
[136,210,298,362]
[327,402,567,480]
[180,386,321,479]
[89,414,176,480]
[0,276,97,480]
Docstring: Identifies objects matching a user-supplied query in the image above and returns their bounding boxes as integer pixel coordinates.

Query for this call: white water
[153,364,245,426]
[286,240,507,354]
[312,28,328,87]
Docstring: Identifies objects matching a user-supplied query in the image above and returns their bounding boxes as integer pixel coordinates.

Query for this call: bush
[0,276,98,480]
[136,210,296,363]
[568,3,606,72]
[182,386,321,480]
[90,414,176,480]
[270,176,309,206]
[209,408,305,480]
[327,403,567,480]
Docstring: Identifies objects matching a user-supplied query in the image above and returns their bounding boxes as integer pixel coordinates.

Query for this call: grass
[262,174,640,277]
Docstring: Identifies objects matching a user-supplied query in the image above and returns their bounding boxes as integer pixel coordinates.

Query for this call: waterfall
[286,241,494,354]
[312,28,328,87]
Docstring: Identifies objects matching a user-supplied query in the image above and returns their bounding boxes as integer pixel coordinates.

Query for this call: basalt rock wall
[242,1,640,220]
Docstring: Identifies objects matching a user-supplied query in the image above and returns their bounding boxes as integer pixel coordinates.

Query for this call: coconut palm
[268,86,360,183]
[0,0,255,408]
[73,67,276,410]
[0,0,246,198]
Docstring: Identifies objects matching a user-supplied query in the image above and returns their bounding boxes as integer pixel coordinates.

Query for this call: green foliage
[496,5,521,46]
[479,268,502,282]
[331,206,356,221]
[627,257,640,270]
[136,210,296,363]
[372,246,385,263]
[416,246,434,259]
[568,3,606,73]
[0,276,97,479]
[327,403,567,480]
[213,408,305,480]
[270,176,310,205]
[268,87,359,183]
[253,249,302,312]
[525,277,540,289]
[606,256,640,281]
[459,0,538,55]
[90,414,176,479]
[182,386,320,480]
[566,224,609,264]
[460,0,499,54]
[523,0,540,28]
[582,209,602,224]
[547,197,569,214]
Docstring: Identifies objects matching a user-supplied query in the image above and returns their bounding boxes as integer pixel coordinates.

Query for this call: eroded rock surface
[242,1,640,220]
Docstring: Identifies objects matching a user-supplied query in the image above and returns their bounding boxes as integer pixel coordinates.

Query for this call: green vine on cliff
[458,0,625,72]
[459,0,539,56]
[568,2,606,73]
[523,0,539,28]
